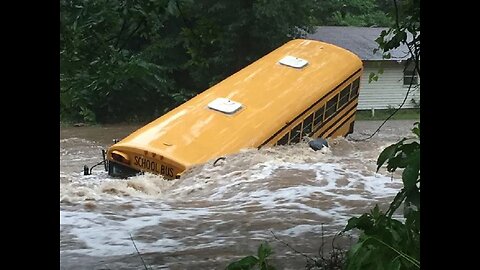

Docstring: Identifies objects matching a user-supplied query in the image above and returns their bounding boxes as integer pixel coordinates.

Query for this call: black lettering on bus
[134,156,140,166]
[133,156,176,177]
[167,167,174,177]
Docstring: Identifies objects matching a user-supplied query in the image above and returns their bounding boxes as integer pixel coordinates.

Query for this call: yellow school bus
[106,39,363,179]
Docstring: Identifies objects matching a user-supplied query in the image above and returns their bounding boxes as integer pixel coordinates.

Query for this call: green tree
[60,0,319,123]
[163,0,319,89]
[60,0,196,123]
[315,0,394,27]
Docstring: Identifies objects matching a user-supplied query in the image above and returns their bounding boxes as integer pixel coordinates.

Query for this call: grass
[356,108,420,121]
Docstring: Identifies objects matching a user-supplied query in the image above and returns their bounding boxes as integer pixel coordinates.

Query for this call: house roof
[306,26,415,61]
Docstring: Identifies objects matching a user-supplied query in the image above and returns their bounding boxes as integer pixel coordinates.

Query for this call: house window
[404,63,419,86]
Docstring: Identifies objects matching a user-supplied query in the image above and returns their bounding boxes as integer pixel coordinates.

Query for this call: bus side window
[289,122,302,144]
[338,85,350,108]
[302,114,314,138]
[350,77,360,99]
[277,132,289,145]
[313,106,324,129]
[325,94,339,119]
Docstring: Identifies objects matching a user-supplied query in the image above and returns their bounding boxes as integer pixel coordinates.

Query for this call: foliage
[169,0,318,90]
[226,242,276,270]
[60,0,395,123]
[374,0,420,74]
[60,0,192,123]
[315,0,394,27]
[342,122,420,269]
[60,0,318,123]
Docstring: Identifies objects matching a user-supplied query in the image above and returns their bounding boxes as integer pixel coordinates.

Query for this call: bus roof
[113,39,362,167]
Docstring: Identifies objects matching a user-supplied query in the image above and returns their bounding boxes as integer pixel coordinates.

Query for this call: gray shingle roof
[306,26,414,61]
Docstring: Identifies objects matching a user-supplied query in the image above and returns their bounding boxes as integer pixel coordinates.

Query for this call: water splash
[60,121,414,268]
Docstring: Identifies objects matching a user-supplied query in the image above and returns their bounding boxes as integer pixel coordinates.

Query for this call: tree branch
[393,0,420,76]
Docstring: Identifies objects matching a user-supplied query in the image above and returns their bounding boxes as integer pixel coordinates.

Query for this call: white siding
[358,61,420,110]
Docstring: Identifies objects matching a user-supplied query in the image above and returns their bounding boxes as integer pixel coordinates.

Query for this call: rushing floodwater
[60,120,416,269]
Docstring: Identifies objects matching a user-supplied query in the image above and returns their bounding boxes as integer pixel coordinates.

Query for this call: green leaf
[377,144,398,172]
[412,123,420,137]
[257,242,272,261]
[386,154,405,171]
[345,213,375,232]
[386,190,406,218]
[368,72,379,83]
[387,256,402,270]
[226,256,259,270]
[398,142,419,155]
[405,188,420,210]
[402,160,419,190]
[405,206,420,231]
[347,241,364,258]
[370,204,383,219]
[344,216,359,232]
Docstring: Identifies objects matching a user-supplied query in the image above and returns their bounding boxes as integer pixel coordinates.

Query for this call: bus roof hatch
[279,55,308,68]
[208,98,243,114]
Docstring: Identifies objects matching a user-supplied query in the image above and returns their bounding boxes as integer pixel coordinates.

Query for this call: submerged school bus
[106,39,363,179]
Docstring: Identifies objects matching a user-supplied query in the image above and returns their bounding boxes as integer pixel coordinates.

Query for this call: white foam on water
[60,125,411,261]
[278,224,325,237]
[60,204,212,256]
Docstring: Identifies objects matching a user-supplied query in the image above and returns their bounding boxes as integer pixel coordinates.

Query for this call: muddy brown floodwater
[60,120,417,269]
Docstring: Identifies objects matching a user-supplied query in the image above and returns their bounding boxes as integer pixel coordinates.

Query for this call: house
[306,26,420,111]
